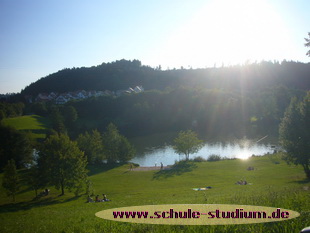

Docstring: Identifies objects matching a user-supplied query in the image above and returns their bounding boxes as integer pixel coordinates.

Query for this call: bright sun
[156,0,290,68]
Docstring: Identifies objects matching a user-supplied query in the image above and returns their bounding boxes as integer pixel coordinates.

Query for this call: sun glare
[156,0,290,68]
[238,150,251,160]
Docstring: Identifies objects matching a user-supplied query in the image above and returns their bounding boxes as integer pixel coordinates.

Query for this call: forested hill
[21,59,310,96]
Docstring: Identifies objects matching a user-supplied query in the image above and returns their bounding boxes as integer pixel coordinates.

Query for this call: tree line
[0,122,135,201]
[0,102,24,120]
[62,86,303,138]
[21,85,305,140]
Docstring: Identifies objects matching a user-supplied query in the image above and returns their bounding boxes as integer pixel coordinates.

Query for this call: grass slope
[0,155,309,233]
[2,115,50,140]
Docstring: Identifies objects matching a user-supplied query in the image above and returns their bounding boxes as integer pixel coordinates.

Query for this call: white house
[35,93,49,102]
[55,95,69,104]
[134,86,144,93]
[48,92,58,100]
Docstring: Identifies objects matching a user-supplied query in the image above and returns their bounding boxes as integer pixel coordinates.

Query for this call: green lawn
[1,115,51,140]
[0,154,309,232]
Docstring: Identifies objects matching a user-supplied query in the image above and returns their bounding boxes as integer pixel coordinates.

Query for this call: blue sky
[0,0,309,94]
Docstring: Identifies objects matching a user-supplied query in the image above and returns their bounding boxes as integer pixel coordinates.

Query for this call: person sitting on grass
[45,188,50,195]
[236,179,248,185]
[95,195,100,202]
[87,195,94,203]
[102,194,110,202]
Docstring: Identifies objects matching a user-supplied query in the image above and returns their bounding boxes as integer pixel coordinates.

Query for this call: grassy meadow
[1,115,51,140]
[0,154,309,232]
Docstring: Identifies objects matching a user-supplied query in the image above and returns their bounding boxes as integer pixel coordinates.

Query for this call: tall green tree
[0,109,5,120]
[173,130,204,160]
[77,129,104,164]
[0,124,33,169]
[102,123,121,163]
[279,92,310,179]
[38,134,88,195]
[118,135,135,163]
[102,123,135,163]
[50,106,66,134]
[2,159,19,202]
[26,165,45,198]
[63,106,78,129]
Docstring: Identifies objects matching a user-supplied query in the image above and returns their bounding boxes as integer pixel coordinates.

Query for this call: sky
[0,0,309,94]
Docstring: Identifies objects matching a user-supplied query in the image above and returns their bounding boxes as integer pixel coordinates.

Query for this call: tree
[31,102,48,116]
[102,123,135,163]
[77,129,104,164]
[26,165,45,198]
[2,159,19,202]
[0,109,5,120]
[63,106,78,129]
[49,106,66,134]
[38,134,88,195]
[102,123,121,163]
[305,32,310,57]
[118,135,135,163]
[0,124,33,169]
[173,130,204,160]
[279,92,310,179]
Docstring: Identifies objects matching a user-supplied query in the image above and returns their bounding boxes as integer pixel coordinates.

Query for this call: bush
[222,156,237,160]
[193,156,207,162]
[207,154,222,162]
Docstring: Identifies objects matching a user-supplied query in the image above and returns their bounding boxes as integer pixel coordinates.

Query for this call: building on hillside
[103,90,113,96]
[35,93,49,102]
[55,95,69,104]
[95,91,104,97]
[116,90,127,97]
[48,92,58,100]
[134,86,144,93]
[76,90,88,99]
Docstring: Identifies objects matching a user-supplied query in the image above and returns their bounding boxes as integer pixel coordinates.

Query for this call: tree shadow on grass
[16,186,34,195]
[152,160,197,180]
[290,178,310,184]
[87,163,124,176]
[0,194,84,213]
[32,115,51,128]
[0,197,60,213]
[61,195,81,203]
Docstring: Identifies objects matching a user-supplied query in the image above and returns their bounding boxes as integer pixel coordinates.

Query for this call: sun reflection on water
[237,150,251,160]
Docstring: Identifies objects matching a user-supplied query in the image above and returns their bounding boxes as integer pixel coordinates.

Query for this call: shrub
[207,154,222,162]
[193,156,207,162]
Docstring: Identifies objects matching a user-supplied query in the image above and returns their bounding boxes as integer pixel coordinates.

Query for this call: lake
[129,132,279,166]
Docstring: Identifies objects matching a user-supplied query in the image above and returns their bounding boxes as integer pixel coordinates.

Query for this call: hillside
[0,155,309,232]
[20,60,310,97]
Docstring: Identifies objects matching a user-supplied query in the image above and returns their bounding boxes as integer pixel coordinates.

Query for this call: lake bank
[129,132,280,166]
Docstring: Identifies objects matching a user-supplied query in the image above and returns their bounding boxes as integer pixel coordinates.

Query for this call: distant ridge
[21,59,310,96]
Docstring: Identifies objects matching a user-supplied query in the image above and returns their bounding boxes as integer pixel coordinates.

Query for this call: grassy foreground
[0,154,309,233]
[1,115,51,140]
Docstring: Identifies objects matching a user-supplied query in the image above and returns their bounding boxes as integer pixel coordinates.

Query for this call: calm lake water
[129,132,278,166]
